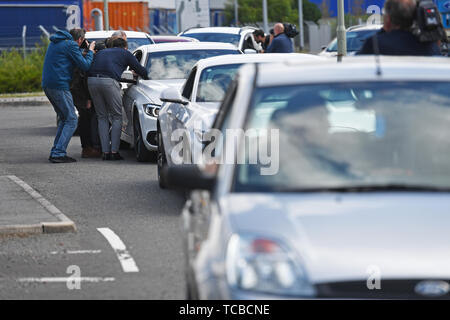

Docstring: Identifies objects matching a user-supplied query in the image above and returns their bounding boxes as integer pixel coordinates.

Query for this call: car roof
[253,56,450,87]
[181,27,250,35]
[347,24,383,32]
[85,30,151,39]
[194,53,324,70]
[151,35,198,43]
[136,41,240,53]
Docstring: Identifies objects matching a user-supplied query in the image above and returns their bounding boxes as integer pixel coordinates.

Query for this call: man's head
[253,29,266,43]
[69,28,86,47]
[112,37,128,49]
[383,0,417,31]
[273,23,285,36]
[111,30,127,41]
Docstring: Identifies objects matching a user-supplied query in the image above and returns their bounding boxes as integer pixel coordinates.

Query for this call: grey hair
[111,30,127,38]
[384,0,417,30]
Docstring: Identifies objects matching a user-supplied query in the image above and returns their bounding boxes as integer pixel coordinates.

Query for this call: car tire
[133,113,156,162]
[157,128,168,189]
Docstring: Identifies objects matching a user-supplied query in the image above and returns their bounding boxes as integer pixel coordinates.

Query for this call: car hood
[223,193,450,283]
[138,79,185,103]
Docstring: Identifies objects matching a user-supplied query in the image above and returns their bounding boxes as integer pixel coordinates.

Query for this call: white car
[178,26,260,53]
[163,56,450,299]
[156,53,324,187]
[85,30,155,52]
[120,42,241,161]
[319,24,382,57]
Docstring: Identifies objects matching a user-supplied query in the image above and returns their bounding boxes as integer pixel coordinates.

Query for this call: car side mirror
[160,87,189,105]
[244,49,257,54]
[321,45,327,51]
[163,165,215,191]
[120,70,137,84]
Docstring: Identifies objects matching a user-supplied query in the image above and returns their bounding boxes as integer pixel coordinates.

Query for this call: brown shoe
[82,147,102,158]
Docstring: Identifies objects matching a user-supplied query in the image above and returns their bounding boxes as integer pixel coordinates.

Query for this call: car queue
[40,0,450,300]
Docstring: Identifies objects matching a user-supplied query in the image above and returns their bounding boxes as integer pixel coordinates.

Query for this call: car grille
[315,280,450,299]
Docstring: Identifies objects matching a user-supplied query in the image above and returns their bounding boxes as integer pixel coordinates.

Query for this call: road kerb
[0,175,77,236]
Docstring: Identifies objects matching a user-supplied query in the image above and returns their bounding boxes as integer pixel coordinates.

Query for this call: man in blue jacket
[42,28,96,163]
[266,23,294,53]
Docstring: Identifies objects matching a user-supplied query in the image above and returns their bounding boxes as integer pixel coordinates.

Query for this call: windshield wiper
[280,184,450,193]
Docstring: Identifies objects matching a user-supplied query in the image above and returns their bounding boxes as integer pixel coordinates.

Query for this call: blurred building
[210,0,226,27]
[310,0,385,18]
[148,0,176,34]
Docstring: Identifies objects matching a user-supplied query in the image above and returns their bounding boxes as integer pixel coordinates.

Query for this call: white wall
[148,0,176,9]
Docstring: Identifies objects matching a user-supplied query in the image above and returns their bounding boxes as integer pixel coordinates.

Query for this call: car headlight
[226,234,316,297]
[143,103,161,117]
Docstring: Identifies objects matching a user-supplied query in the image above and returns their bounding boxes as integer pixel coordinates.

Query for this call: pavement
[0,94,49,106]
[0,100,186,299]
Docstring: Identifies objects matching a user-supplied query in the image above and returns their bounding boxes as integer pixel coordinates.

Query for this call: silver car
[157,53,323,188]
[165,56,450,299]
[120,42,241,161]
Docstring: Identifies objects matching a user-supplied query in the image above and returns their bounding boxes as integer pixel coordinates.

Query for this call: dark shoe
[102,153,112,161]
[49,156,77,163]
[82,147,102,158]
[111,152,124,161]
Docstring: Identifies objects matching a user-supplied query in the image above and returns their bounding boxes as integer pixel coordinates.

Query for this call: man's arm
[266,38,278,53]
[126,51,149,80]
[67,41,93,71]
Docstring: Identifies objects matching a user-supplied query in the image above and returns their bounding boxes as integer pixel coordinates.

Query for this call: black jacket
[357,29,441,56]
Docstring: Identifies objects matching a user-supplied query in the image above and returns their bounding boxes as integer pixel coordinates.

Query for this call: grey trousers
[87,77,122,153]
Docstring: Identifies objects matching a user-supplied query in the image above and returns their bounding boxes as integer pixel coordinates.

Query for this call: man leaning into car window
[87,38,149,161]
[42,28,96,163]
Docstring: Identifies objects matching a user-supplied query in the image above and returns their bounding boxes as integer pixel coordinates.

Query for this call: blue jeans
[44,88,78,158]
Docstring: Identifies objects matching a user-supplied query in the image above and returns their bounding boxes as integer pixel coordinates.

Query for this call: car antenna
[372,33,382,76]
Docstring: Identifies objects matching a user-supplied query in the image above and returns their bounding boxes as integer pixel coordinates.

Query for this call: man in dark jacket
[88,38,149,161]
[357,0,440,56]
[42,28,95,163]
[266,23,294,53]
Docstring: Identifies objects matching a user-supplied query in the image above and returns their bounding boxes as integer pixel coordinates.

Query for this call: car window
[87,37,152,52]
[134,50,143,63]
[145,49,240,80]
[233,81,450,192]
[196,64,241,102]
[184,33,241,47]
[182,67,197,100]
[326,30,379,52]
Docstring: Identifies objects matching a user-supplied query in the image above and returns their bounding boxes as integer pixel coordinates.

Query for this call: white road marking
[6,175,75,224]
[17,277,115,283]
[50,250,102,255]
[97,228,139,273]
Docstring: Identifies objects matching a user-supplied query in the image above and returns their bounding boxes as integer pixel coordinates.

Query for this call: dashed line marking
[97,227,139,273]
[17,277,115,283]
[50,250,102,255]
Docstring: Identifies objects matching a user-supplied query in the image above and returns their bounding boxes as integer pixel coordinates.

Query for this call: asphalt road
[0,104,187,299]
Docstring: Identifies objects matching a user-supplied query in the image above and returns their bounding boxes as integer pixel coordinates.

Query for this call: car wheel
[133,113,156,162]
[157,129,168,189]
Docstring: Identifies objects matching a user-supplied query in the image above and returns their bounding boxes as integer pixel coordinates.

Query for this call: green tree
[225,0,321,25]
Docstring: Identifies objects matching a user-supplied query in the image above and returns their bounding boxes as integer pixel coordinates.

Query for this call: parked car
[151,35,199,44]
[319,24,382,57]
[178,26,259,53]
[85,30,155,52]
[165,56,450,299]
[157,53,323,188]
[120,42,241,161]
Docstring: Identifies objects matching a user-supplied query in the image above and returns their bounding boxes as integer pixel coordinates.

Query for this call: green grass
[0,38,48,94]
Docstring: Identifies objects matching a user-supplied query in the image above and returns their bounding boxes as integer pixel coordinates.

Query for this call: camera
[80,39,91,50]
[412,0,447,43]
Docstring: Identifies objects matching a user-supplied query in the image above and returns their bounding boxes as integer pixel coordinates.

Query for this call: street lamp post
[234,0,238,26]
[263,0,269,33]
[103,0,109,31]
[337,0,347,60]
[298,0,304,50]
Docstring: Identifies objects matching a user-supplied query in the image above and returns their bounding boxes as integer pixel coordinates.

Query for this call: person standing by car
[357,0,441,55]
[253,29,269,52]
[42,28,95,163]
[70,40,106,158]
[87,38,149,161]
[265,23,294,53]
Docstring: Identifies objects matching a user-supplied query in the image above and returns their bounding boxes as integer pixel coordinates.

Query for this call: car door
[163,67,197,162]
[123,49,145,137]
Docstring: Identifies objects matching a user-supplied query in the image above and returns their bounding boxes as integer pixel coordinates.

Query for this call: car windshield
[87,37,152,52]
[146,49,240,80]
[327,30,378,52]
[196,64,241,102]
[184,33,241,47]
[233,82,450,192]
